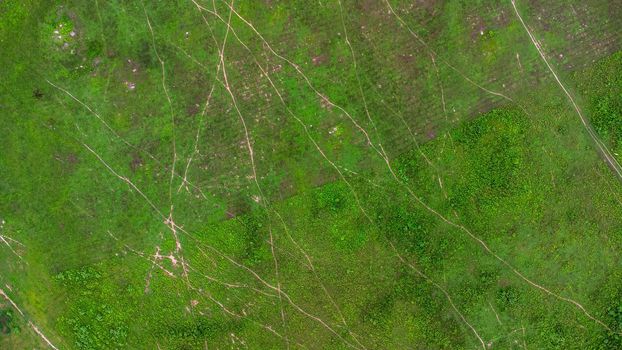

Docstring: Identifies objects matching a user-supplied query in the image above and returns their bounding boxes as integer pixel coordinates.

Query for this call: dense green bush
[238,210,268,265]
[313,182,349,214]
[160,317,241,346]
[598,302,622,349]
[495,285,520,311]
[54,265,130,349]
[361,292,395,327]
[577,51,622,156]
[0,308,19,335]
[453,108,527,204]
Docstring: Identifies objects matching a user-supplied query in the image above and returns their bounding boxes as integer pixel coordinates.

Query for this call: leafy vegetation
[0,309,19,335]
[54,265,130,349]
[577,51,622,162]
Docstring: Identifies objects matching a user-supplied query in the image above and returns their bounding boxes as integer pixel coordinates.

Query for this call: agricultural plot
[1,0,621,349]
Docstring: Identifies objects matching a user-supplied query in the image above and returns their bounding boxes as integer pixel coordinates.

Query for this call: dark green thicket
[238,209,269,265]
[0,309,19,335]
[601,302,622,349]
[53,265,131,350]
[577,51,622,161]
[590,278,622,350]
[312,182,350,214]
[377,202,446,267]
[159,317,242,348]
[451,108,528,208]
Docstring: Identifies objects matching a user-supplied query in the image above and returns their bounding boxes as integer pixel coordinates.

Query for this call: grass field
[1,0,621,349]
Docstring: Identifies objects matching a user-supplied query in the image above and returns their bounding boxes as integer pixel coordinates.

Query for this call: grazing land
[1,0,621,349]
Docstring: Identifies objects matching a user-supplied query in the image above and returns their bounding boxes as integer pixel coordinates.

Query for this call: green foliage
[377,203,444,267]
[598,301,622,349]
[361,292,395,327]
[495,285,520,311]
[85,40,103,59]
[577,51,622,159]
[0,308,19,335]
[313,182,349,214]
[238,210,269,265]
[0,1,28,39]
[54,266,101,285]
[160,317,241,348]
[54,265,130,349]
[329,218,370,252]
[448,108,528,218]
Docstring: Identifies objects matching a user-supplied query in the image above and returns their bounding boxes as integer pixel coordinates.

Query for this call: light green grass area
[1,0,621,349]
